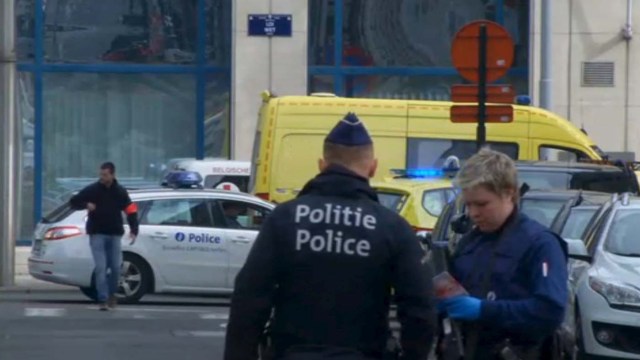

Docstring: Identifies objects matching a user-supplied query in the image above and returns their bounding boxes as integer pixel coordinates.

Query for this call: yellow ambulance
[250,91,604,204]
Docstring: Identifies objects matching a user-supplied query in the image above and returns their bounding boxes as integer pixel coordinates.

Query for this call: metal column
[539,0,552,110]
[0,0,18,287]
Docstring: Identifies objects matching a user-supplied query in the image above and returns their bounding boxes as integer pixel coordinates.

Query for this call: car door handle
[151,232,168,239]
[231,236,251,244]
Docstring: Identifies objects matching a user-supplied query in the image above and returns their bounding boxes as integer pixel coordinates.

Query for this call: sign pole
[477,23,488,151]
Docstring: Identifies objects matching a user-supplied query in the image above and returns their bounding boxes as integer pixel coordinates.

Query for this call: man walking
[224,113,437,360]
[69,162,139,311]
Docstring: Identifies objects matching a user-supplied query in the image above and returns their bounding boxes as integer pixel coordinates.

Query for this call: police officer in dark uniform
[224,113,437,360]
[438,148,568,359]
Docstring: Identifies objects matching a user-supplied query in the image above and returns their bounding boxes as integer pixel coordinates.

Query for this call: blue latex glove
[442,296,482,320]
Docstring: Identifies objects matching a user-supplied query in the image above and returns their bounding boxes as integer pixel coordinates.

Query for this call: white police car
[28,171,275,303]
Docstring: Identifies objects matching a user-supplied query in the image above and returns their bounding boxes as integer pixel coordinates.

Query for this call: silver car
[569,193,640,359]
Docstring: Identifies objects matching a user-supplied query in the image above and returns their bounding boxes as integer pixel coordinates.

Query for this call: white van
[162,158,251,192]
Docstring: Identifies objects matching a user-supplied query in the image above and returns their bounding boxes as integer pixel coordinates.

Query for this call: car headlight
[588,276,640,307]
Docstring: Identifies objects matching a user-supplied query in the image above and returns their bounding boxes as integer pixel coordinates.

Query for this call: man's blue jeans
[89,234,122,303]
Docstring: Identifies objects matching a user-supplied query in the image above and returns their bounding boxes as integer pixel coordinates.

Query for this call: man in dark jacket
[69,162,139,311]
[224,113,437,360]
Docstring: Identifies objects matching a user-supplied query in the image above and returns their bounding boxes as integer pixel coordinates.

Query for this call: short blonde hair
[453,147,519,201]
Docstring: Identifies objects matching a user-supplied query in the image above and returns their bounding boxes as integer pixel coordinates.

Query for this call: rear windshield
[376,191,406,212]
[42,202,75,224]
[519,169,638,194]
[520,198,568,227]
[561,207,598,239]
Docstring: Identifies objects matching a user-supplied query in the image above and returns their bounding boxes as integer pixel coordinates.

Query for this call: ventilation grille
[581,61,615,87]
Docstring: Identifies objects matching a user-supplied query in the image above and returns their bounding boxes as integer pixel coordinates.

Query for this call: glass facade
[15,0,232,244]
[308,0,530,98]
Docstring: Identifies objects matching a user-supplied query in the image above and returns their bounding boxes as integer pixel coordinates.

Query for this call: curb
[0,285,75,293]
[0,277,76,293]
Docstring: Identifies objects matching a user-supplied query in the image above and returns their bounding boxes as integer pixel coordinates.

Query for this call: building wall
[15,0,234,242]
[231,0,308,160]
[530,0,637,157]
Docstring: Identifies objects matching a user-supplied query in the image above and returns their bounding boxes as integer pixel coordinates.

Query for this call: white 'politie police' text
[294,204,376,257]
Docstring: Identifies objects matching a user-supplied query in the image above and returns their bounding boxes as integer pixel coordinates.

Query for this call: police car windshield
[561,207,597,239]
[376,191,404,212]
[520,198,568,227]
[604,209,640,257]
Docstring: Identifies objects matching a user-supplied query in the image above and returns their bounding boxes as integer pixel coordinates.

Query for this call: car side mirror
[451,213,472,235]
[564,238,593,263]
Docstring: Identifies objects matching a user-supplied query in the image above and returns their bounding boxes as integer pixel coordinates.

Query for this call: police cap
[325,112,373,146]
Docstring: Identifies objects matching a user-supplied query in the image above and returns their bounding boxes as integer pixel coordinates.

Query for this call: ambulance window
[141,199,214,227]
[407,139,519,168]
[214,200,272,230]
[539,146,589,161]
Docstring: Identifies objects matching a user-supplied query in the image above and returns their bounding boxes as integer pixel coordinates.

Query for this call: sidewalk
[0,247,74,293]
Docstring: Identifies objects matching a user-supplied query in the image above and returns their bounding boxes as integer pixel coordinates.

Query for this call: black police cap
[325,112,372,146]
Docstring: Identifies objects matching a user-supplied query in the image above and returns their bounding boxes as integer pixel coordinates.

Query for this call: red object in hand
[433,272,469,300]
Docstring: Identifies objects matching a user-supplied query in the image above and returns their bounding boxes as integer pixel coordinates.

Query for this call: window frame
[17,0,233,241]
[538,144,591,162]
[307,0,530,96]
[139,197,216,228]
[373,188,409,213]
[585,206,614,257]
[421,188,451,218]
[407,138,520,168]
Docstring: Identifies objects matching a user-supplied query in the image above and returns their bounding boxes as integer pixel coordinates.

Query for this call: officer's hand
[87,202,96,212]
[442,296,482,321]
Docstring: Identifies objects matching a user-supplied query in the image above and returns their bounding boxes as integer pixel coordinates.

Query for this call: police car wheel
[116,254,151,304]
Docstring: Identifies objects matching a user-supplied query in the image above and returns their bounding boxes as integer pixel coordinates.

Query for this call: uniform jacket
[449,211,568,348]
[224,164,437,360]
[69,179,139,236]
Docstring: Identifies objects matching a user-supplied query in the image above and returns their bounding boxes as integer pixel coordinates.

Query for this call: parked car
[566,192,640,359]
[516,160,640,195]
[372,167,457,235]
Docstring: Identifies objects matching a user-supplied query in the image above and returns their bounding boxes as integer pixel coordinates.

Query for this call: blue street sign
[248,14,293,37]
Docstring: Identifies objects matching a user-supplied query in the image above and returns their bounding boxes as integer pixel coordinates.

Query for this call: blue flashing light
[391,168,448,179]
[391,156,461,179]
[515,95,531,105]
[162,170,204,189]
[406,168,444,178]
